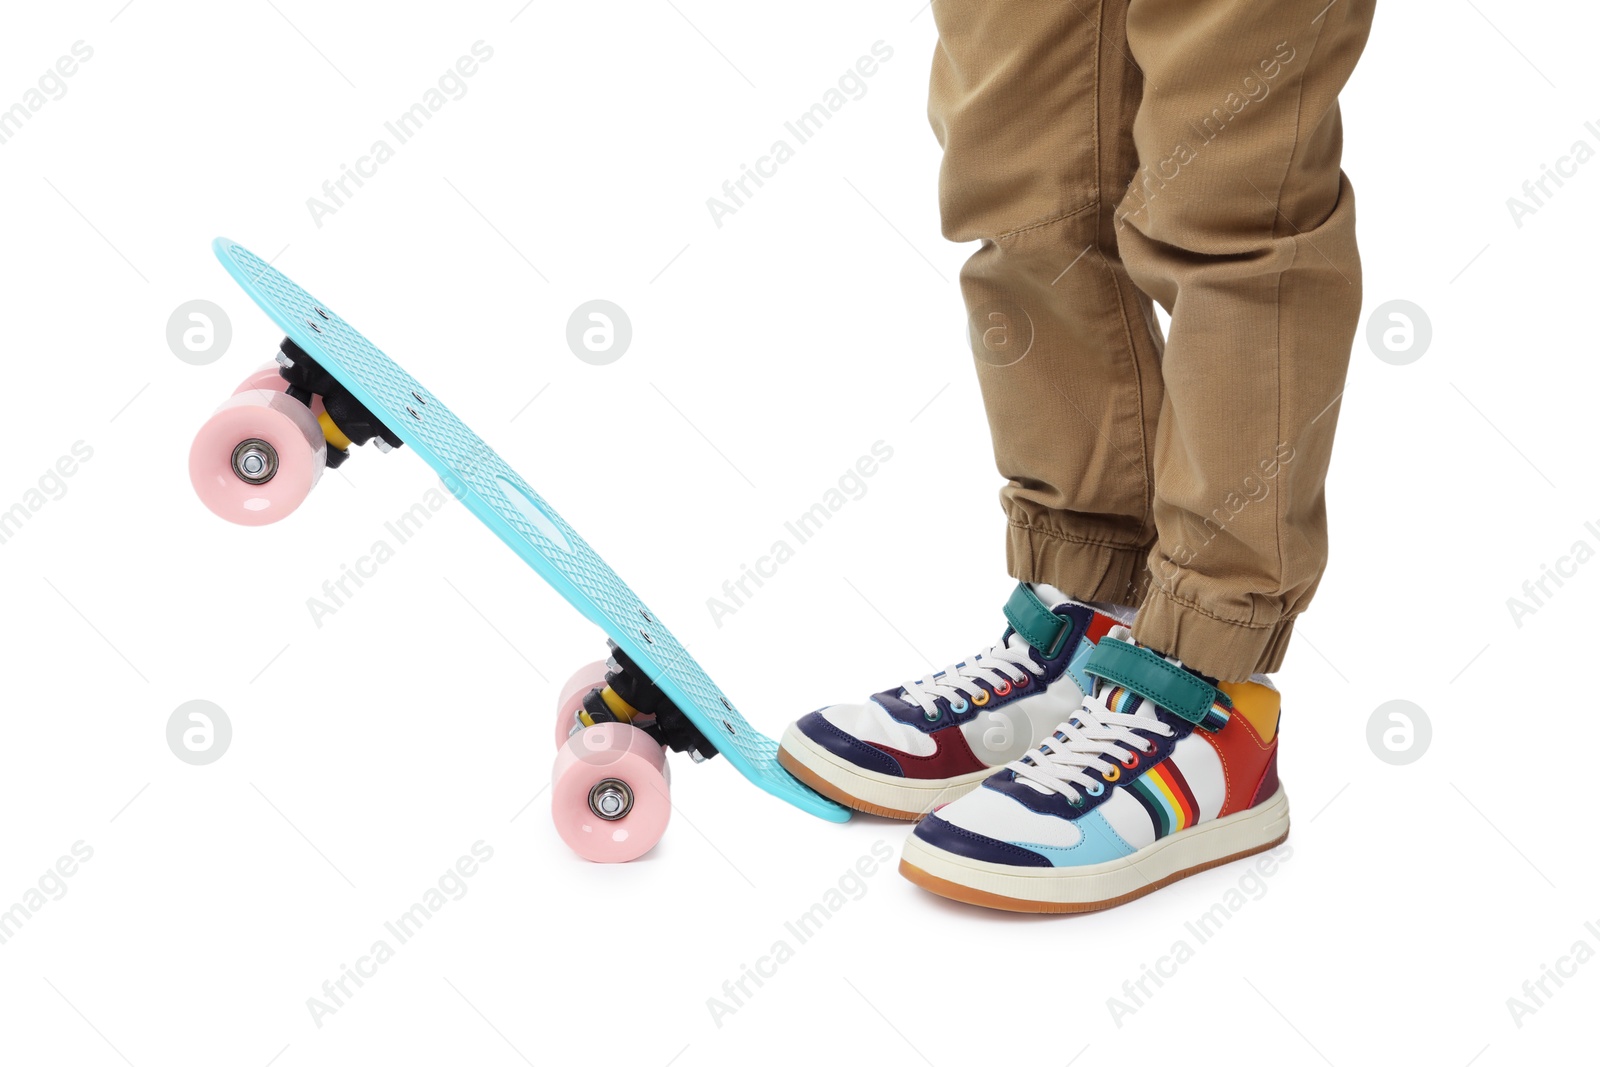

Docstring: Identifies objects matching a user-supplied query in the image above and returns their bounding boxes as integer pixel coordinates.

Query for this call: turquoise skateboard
[192,239,849,861]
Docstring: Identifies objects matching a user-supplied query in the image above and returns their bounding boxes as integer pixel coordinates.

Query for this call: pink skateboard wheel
[234,362,326,417]
[234,361,289,395]
[555,659,612,748]
[190,389,326,526]
[551,722,670,862]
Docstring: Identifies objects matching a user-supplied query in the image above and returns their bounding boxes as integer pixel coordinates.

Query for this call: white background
[0,1,1595,1065]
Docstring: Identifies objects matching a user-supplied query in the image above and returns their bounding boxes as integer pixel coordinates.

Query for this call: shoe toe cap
[912,812,1053,868]
[793,709,905,777]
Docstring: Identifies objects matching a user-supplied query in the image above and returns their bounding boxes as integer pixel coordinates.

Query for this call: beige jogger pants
[931,0,1375,680]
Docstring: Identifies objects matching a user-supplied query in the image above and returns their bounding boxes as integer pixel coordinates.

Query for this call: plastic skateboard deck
[213,238,849,824]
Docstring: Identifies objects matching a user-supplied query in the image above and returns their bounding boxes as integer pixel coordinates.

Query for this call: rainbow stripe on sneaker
[1198,699,1230,732]
[1128,761,1200,838]
[1102,685,1143,716]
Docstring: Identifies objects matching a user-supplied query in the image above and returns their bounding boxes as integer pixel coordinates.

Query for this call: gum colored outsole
[898,829,1291,914]
[775,747,927,822]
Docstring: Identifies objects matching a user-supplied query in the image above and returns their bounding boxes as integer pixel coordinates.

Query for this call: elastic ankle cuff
[1005,522,1148,608]
[1131,585,1296,682]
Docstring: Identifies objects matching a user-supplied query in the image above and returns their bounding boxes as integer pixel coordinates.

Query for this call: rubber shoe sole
[899,785,1290,913]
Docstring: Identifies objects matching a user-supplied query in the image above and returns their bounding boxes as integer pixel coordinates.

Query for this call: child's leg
[774,0,1161,820]
[930,0,1161,610]
[1117,0,1377,681]
[897,0,1376,912]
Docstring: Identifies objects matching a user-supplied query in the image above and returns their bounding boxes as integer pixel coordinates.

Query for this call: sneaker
[777,582,1129,819]
[899,628,1288,912]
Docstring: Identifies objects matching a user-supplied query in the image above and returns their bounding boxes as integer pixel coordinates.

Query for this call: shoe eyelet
[972,690,990,707]
[1119,752,1140,770]
[1102,766,1121,783]
[949,699,969,714]
[1140,739,1158,756]
[1068,795,1085,808]
[994,680,1012,697]
[1015,674,1032,688]
[923,709,940,722]
[1086,781,1104,797]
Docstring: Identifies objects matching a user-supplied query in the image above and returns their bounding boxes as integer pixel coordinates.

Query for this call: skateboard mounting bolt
[411,390,427,405]
[231,438,278,484]
[313,306,329,320]
[588,778,634,821]
[372,438,394,454]
[720,697,732,711]
[304,318,322,334]
[639,609,652,624]
[406,406,422,420]
[639,629,654,645]
[275,350,294,369]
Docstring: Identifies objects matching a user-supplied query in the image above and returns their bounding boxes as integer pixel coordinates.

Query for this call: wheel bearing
[231,438,279,484]
[588,778,634,821]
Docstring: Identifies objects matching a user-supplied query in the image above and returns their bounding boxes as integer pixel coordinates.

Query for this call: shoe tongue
[1028,582,1074,610]
[1001,628,1035,656]
[1086,627,1167,722]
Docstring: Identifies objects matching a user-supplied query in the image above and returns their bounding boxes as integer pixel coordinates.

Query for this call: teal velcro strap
[1003,583,1071,656]
[1084,640,1217,726]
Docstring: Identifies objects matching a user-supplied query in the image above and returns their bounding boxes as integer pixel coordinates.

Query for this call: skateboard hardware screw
[275,350,294,369]
[372,438,394,454]
[407,406,422,420]
[411,390,426,405]
[639,609,652,624]
[231,438,278,484]
[588,778,634,821]
[720,697,732,710]
[313,306,329,320]
[305,318,322,334]
[639,629,654,645]
[722,719,736,736]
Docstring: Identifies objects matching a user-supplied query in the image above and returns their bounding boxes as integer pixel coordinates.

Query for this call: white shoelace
[899,635,1045,718]
[1007,687,1175,802]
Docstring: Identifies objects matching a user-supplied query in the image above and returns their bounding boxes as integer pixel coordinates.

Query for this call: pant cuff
[1006,522,1149,608]
[1131,584,1296,682]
